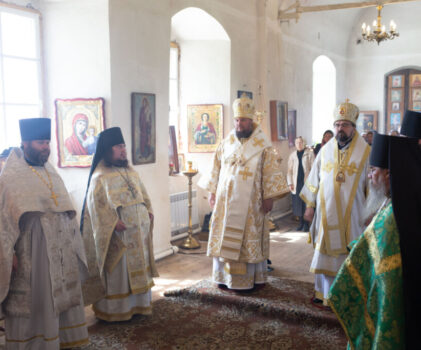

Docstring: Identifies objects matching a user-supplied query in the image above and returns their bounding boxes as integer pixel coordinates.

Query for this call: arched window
[312,55,336,143]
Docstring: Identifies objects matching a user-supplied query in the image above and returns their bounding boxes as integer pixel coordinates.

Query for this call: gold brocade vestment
[82,162,158,305]
[200,125,289,265]
[0,148,87,316]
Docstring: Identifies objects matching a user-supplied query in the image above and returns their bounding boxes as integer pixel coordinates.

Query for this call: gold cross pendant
[51,191,59,206]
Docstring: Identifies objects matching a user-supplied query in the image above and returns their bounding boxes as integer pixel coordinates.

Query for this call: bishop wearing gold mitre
[199,94,289,290]
[300,100,371,305]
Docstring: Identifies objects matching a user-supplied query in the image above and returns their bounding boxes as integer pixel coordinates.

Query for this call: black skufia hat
[369,133,390,169]
[389,136,421,349]
[80,127,125,232]
[19,118,51,141]
[400,110,421,138]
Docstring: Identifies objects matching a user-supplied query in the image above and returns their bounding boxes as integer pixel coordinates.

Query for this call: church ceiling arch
[171,7,230,42]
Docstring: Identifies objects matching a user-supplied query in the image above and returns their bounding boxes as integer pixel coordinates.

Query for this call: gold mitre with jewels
[333,99,359,125]
[232,93,255,119]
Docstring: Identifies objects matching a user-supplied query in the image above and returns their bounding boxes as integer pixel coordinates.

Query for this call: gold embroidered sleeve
[262,147,289,200]
[299,152,321,208]
[200,143,223,194]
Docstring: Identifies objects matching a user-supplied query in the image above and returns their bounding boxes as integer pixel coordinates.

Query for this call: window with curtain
[0,5,42,151]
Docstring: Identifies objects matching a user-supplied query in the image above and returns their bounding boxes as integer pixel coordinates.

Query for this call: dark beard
[113,159,128,168]
[25,144,50,166]
[335,131,350,143]
[335,131,354,147]
[104,158,128,168]
[103,148,128,168]
[236,130,253,139]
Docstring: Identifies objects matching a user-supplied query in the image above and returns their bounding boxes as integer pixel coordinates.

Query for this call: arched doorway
[169,7,231,240]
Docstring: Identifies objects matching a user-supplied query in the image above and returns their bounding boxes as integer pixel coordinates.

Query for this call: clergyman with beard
[0,118,89,349]
[299,100,371,306]
[199,94,289,290]
[80,127,158,321]
[329,133,420,349]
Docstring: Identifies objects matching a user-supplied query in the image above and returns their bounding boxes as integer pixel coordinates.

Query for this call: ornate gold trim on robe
[199,125,289,265]
[82,161,158,305]
[300,134,370,256]
[0,148,86,316]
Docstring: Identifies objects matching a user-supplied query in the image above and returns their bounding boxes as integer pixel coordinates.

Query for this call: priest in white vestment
[199,95,289,290]
[300,101,370,305]
[81,127,158,322]
[0,118,89,349]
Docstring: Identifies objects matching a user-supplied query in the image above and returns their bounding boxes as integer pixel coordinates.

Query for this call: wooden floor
[0,214,315,343]
[152,214,314,300]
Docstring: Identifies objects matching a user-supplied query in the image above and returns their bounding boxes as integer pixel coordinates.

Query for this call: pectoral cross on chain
[51,191,58,206]
[239,167,253,181]
[127,181,138,199]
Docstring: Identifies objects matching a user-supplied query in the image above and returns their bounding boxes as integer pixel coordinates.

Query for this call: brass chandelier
[361,5,399,45]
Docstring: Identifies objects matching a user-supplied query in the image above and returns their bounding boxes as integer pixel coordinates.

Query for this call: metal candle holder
[179,161,200,249]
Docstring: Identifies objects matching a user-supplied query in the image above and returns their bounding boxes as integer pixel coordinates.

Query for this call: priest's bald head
[19,118,51,166]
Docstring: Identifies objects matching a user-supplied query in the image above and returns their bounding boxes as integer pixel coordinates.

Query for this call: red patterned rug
[85,277,346,349]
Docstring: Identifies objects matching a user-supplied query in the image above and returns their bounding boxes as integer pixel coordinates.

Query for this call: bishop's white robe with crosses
[199,124,289,289]
[299,134,370,302]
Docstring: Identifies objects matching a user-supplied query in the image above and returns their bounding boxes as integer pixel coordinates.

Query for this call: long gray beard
[361,182,387,226]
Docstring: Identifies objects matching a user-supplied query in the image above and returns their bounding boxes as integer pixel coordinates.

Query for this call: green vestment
[329,202,405,349]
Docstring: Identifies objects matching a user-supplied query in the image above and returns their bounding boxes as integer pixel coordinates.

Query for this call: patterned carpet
[85,276,347,349]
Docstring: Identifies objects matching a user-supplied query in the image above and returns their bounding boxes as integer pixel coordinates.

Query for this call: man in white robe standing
[0,118,89,349]
[300,100,370,305]
[81,127,158,322]
[200,94,289,290]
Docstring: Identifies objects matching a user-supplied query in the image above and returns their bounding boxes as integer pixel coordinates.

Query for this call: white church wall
[107,0,173,257]
[276,14,349,146]
[40,0,111,214]
[345,2,421,133]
